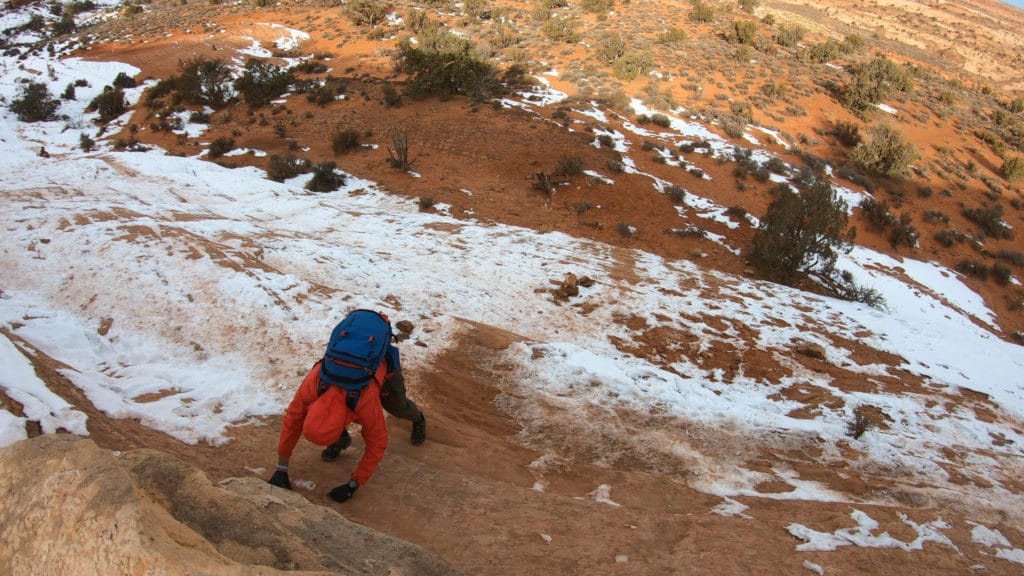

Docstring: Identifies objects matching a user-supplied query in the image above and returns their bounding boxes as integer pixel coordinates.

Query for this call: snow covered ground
[1,3,1023,561]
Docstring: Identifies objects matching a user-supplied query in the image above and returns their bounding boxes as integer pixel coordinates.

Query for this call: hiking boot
[320,429,352,461]
[411,414,426,446]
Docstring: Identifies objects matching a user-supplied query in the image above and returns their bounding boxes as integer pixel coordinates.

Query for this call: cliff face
[0,435,462,576]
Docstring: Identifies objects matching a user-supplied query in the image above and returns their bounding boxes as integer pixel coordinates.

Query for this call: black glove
[328,479,359,503]
[268,469,292,490]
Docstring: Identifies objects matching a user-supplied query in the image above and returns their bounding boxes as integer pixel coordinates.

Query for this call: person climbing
[320,352,427,461]
[268,309,427,503]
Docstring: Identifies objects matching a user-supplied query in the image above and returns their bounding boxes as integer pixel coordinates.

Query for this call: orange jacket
[277,360,389,486]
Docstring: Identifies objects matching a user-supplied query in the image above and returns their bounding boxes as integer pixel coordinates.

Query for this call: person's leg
[381,369,426,445]
[320,428,352,461]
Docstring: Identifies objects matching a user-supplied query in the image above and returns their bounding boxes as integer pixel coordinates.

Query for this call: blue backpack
[318,309,395,410]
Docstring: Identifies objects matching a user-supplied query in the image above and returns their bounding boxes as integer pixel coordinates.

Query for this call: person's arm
[269,365,319,490]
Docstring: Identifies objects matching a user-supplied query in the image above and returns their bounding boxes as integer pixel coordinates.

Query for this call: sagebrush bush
[207,136,235,159]
[234,59,294,107]
[1001,156,1024,181]
[859,196,895,230]
[689,0,715,22]
[852,124,916,177]
[86,87,127,122]
[306,161,345,192]
[842,56,913,113]
[541,16,580,43]
[346,0,386,26]
[332,129,362,154]
[266,154,309,182]
[146,57,233,108]
[10,82,61,122]
[747,173,853,283]
[775,24,805,47]
[395,35,501,100]
[834,121,861,147]
[962,204,1013,239]
[728,20,759,44]
[888,213,919,249]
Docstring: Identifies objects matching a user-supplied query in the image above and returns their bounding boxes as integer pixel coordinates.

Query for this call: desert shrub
[1001,156,1024,181]
[612,51,655,81]
[557,155,584,177]
[834,120,861,147]
[922,209,949,224]
[179,57,234,108]
[395,35,501,100]
[689,0,715,22]
[996,249,1024,267]
[842,56,913,112]
[888,213,919,249]
[852,124,916,177]
[728,19,759,44]
[112,72,136,89]
[776,24,805,47]
[418,196,436,211]
[266,154,309,182]
[666,184,687,203]
[234,59,294,107]
[597,133,615,147]
[386,130,415,171]
[962,204,1013,239]
[847,406,873,439]
[79,132,95,152]
[934,229,967,247]
[956,259,989,279]
[859,196,895,230]
[747,173,853,284]
[841,33,865,52]
[542,16,580,42]
[346,0,386,26]
[657,27,687,45]
[306,85,336,106]
[992,262,1013,285]
[306,161,345,192]
[616,222,636,238]
[580,0,614,12]
[206,136,235,158]
[596,33,628,65]
[761,79,788,102]
[86,87,128,122]
[807,39,842,63]
[10,82,61,122]
[331,129,362,154]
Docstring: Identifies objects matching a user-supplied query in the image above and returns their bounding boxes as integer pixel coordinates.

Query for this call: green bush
[842,56,913,112]
[346,0,386,26]
[541,16,580,43]
[852,124,917,177]
[775,24,805,47]
[1001,156,1024,181]
[807,39,842,63]
[306,161,345,192]
[395,35,501,100]
[747,173,853,283]
[728,19,759,44]
[266,154,309,182]
[689,0,715,23]
[612,51,654,80]
[207,136,235,158]
[657,27,687,45]
[580,0,614,12]
[834,120,861,147]
[234,59,294,107]
[596,34,628,64]
[888,212,919,249]
[962,204,1013,239]
[10,82,61,122]
[738,0,759,13]
[86,87,128,122]
[556,154,584,177]
[147,57,233,109]
[332,129,362,154]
